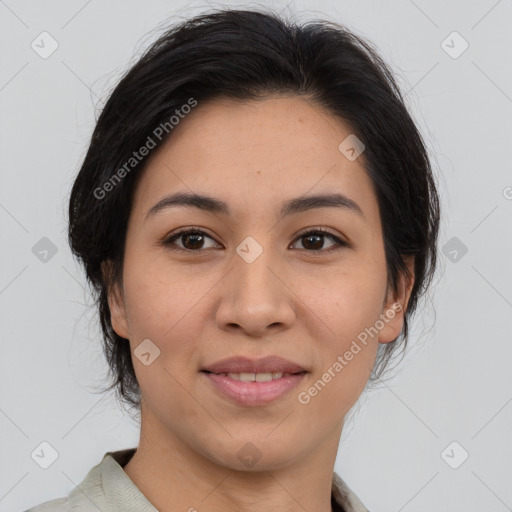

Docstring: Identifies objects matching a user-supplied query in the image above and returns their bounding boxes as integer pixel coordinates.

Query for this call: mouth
[201,370,305,381]
[200,369,307,406]
[201,355,307,375]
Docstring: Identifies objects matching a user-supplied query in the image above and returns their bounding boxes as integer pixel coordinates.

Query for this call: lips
[201,355,307,375]
[202,370,306,406]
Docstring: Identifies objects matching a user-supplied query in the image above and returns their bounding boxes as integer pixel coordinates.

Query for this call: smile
[201,370,307,406]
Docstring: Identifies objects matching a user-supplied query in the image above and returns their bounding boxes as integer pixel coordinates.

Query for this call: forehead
[162,95,357,165]
[131,96,379,225]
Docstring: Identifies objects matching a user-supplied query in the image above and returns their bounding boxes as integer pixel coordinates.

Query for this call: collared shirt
[25,448,369,512]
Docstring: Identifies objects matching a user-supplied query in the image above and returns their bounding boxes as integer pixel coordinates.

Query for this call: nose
[215,242,296,337]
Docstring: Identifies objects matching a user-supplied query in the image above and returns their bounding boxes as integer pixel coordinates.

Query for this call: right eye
[163,228,219,252]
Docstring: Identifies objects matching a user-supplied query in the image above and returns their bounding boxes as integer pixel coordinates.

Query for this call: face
[105,96,414,471]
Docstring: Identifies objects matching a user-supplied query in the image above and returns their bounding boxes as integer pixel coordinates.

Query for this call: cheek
[123,254,203,336]
[297,262,385,400]
[121,261,207,416]
[298,276,382,417]
[121,254,213,383]
[302,263,386,343]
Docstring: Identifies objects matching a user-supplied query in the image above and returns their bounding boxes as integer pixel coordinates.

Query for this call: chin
[202,439,304,472]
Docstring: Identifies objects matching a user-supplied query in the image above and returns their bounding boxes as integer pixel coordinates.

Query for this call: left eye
[163,228,347,253]
[291,229,347,252]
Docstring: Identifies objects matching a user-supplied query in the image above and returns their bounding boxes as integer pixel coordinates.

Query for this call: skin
[104,96,414,512]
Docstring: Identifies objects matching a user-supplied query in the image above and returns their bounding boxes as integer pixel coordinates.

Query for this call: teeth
[225,372,286,381]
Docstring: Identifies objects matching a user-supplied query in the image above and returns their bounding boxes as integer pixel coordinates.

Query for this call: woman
[26,7,440,512]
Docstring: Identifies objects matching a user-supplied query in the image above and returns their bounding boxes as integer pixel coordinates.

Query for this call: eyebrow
[145,191,365,222]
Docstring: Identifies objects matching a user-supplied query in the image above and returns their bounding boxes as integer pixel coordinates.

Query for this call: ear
[101,259,129,339]
[378,255,415,344]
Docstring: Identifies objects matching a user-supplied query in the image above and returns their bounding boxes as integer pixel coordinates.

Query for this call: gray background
[1,0,511,511]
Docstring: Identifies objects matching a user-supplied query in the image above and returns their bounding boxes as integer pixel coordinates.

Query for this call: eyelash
[162,226,349,254]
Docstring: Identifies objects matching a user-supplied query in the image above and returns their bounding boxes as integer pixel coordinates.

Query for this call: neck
[123,402,342,512]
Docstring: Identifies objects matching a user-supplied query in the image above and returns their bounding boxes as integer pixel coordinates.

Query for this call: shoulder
[23,448,139,512]
[23,453,110,512]
[23,497,70,512]
[332,472,370,512]
[23,492,105,512]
